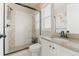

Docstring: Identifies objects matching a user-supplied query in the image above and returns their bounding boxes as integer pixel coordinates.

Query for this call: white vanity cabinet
[53,43,79,56]
[41,38,79,56]
[41,38,54,56]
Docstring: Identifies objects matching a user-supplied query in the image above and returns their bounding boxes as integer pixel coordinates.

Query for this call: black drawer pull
[49,45,52,47]
[52,47,55,49]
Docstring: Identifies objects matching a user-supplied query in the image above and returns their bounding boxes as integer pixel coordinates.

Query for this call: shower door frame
[3,3,41,55]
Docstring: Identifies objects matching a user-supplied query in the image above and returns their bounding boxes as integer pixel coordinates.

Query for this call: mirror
[55,3,79,34]
[54,3,67,33]
[41,3,79,36]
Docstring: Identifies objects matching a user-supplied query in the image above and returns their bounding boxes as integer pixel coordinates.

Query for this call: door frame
[3,3,5,56]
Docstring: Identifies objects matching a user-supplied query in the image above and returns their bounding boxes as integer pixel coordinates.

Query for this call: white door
[53,43,71,56]
[0,3,4,56]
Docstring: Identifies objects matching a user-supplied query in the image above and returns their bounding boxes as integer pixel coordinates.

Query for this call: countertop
[40,36,79,53]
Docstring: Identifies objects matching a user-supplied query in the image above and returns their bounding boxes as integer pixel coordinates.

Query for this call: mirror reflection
[41,3,79,36]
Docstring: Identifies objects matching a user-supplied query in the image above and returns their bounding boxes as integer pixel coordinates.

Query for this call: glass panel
[5,4,33,54]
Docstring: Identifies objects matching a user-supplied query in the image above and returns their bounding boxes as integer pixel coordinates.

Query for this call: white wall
[67,4,79,34]
[54,3,67,33]
[0,3,4,56]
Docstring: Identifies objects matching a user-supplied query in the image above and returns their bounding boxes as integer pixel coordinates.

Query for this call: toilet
[29,43,41,56]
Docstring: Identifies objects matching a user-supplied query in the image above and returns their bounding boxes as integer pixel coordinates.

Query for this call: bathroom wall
[67,4,79,34]
[0,3,4,55]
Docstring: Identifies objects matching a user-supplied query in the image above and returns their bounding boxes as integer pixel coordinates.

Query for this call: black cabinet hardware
[0,34,6,39]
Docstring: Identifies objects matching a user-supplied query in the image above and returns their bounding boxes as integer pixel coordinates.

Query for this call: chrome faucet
[60,31,65,37]
[60,31,69,38]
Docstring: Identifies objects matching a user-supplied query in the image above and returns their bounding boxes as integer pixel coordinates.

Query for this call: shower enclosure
[3,3,40,55]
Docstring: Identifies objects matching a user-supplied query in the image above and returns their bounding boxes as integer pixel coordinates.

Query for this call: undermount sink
[52,37,69,43]
[52,37,79,49]
[41,36,79,48]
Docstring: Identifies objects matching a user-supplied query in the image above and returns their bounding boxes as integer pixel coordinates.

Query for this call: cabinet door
[41,39,54,56]
[53,43,79,56]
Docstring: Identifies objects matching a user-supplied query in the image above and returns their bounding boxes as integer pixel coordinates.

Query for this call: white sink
[52,37,79,50]
[52,38,69,43]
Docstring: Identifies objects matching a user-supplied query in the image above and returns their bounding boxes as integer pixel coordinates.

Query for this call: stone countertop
[40,36,79,54]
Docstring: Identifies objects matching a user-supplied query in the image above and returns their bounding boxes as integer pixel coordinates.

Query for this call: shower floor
[6,49,31,56]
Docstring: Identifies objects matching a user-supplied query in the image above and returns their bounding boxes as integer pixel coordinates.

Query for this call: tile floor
[7,49,31,56]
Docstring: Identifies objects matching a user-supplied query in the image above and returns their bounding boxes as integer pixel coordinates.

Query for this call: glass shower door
[5,4,33,54]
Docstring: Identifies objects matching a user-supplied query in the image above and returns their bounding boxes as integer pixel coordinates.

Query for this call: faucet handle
[65,30,69,38]
[67,31,69,33]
